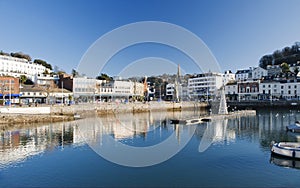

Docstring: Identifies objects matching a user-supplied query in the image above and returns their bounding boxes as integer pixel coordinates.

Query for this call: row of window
[21,92,43,96]
[0,80,15,84]
[262,84,297,89]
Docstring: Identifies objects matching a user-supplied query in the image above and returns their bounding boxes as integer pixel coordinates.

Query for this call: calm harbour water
[1,109,300,187]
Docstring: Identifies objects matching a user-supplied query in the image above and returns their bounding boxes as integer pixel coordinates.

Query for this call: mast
[218,86,228,115]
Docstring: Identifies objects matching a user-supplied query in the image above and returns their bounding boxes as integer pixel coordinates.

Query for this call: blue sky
[1,0,300,77]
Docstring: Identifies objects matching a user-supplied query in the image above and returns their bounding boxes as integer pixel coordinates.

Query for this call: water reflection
[76,110,200,167]
[0,122,77,168]
[270,154,300,169]
[1,109,300,168]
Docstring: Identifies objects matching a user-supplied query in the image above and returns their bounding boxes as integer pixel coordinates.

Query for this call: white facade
[188,72,223,99]
[251,67,268,80]
[235,69,250,81]
[0,55,50,79]
[166,83,175,98]
[73,77,97,98]
[225,83,238,95]
[33,74,59,86]
[73,77,144,101]
[259,81,300,100]
[223,70,235,85]
[113,80,134,96]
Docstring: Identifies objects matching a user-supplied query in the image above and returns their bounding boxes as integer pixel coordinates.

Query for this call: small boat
[286,121,300,133]
[271,142,300,159]
[171,117,210,125]
[74,113,81,120]
[201,118,211,122]
[170,119,186,124]
[185,119,202,125]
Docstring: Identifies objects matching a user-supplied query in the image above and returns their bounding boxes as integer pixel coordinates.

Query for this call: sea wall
[0,107,50,114]
[51,101,208,116]
[227,101,300,110]
[0,101,208,125]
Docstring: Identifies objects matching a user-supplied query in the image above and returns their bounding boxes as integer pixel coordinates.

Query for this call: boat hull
[271,142,300,159]
[286,123,300,133]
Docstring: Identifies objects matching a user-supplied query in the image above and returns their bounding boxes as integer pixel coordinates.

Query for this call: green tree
[281,62,290,73]
[0,50,9,56]
[20,75,27,84]
[259,55,273,69]
[34,59,53,70]
[72,69,79,77]
[11,52,31,61]
[96,73,113,81]
[43,69,49,75]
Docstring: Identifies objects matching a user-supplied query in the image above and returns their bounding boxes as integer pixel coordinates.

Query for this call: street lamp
[1,83,4,106]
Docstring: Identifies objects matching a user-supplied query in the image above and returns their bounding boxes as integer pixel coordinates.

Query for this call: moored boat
[74,113,81,120]
[271,142,300,159]
[286,121,300,133]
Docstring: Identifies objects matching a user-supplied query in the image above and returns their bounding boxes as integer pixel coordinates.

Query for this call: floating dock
[170,110,256,125]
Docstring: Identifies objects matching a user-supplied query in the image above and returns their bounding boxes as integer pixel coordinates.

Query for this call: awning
[0,94,22,97]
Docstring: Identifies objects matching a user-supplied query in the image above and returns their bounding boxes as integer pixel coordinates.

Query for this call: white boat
[74,113,81,120]
[271,142,300,159]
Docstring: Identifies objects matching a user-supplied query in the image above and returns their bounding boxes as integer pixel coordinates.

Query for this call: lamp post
[1,83,4,106]
[61,81,64,105]
[9,79,11,107]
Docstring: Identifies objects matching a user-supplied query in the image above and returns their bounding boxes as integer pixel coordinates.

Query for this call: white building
[223,70,235,85]
[0,55,50,79]
[188,72,223,100]
[225,82,238,101]
[235,69,250,81]
[73,77,144,102]
[266,65,282,76]
[166,83,175,100]
[73,77,98,102]
[250,67,268,80]
[33,74,59,86]
[259,80,300,100]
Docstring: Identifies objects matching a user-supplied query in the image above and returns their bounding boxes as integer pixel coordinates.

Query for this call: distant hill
[259,42,300,69]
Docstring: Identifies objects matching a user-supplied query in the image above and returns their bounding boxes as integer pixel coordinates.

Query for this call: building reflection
[2,109,296,168]
[0,122,76,167]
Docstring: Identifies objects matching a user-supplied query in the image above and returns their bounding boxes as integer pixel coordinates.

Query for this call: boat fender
[292,150,296,158]
[270,141,275,148]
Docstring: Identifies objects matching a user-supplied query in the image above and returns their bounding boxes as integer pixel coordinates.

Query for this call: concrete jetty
[171,110,257,125]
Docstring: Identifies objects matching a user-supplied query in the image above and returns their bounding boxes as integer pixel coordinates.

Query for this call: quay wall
[52,101,208,116]
[0,101,208,125]
[227,100,300,110]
